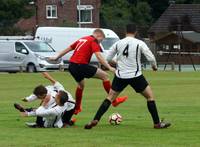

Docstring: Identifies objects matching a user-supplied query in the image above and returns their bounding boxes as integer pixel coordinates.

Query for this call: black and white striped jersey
[107,36,157,79]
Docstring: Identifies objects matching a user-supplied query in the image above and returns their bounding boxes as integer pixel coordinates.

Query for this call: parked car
[35,27,120,67]
[0,37,63,73]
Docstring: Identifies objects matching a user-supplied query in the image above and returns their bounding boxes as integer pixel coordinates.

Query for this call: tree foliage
[101,0,199,37]
[0,0,199,36]
[0,0,34,35]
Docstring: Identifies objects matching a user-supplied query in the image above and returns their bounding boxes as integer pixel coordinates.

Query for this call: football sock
[75,87,83,110]
[147,101,160,124]
[25,108,33,112]
[94,99,111,121]
[103,80,111,93]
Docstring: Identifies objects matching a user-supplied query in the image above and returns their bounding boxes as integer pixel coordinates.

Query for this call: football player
[20,90,69,128]
[49,29,127,115]
[85,24,171,129]
[14,72,75,127]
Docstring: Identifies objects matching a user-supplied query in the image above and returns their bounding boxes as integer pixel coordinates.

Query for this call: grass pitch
[0,71,200,147]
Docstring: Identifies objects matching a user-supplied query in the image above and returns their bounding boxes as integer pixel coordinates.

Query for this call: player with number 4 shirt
[49,29,127,115]
[85,24,171,129]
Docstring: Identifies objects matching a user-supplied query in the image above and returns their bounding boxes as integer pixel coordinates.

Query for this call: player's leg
[130,75,171,129]
[85,89,121,129]
[85,76,128,129]
[93,68,110,93]
[141,86,171,129]
[93,68,128,106]
[68,63,85,115]
[14,103,34,112]
[36,116,44,127]
[74,80,85,115]
[62,108,76,127]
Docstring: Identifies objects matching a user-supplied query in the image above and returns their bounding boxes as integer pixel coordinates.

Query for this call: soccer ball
[109,113,122,125]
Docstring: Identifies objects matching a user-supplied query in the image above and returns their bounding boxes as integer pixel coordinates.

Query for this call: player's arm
[49,46,74,61]
[42,72,56,85]
[35,106,57,117]
[21,110,36,117]
[94,52,116,73]
[42,72,65,91]
[41,95,51,108]
[106,43,118,66]
[22,94,38,102]
[141,42,157,71]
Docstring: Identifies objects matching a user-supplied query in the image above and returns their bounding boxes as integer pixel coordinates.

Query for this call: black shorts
[112,75,149,93]
[62,108,75,124]
[68,62,98,82]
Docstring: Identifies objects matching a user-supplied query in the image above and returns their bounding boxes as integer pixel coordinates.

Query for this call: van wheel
[27,64,36,73]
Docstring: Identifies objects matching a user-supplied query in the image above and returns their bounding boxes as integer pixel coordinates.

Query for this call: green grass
[0,71,200,147]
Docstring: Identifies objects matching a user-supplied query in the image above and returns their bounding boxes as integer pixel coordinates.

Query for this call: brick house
[15,0,101,34]
[148,4,200,65]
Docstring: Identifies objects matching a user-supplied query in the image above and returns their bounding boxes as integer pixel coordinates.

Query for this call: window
[46,5,57,19]
[15,42,28,54]
[173,44,181,50]
[77,5,93,23]
[24,42,55,53]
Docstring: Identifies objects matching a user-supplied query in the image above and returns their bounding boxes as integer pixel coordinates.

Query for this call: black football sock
[25,108,33,112]
[36,116,44,127]
[93,99,111,121]
[147,101,160,124]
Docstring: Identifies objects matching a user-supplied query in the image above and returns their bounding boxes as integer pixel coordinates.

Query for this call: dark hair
[59,91,69,105]
[93,29,105,38]
[33,85,47,97]
[126,24,137,34]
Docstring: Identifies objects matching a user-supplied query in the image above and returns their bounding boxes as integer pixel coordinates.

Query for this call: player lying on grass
[14,72,76,128]
[20,90,69,128]
[49,29,127,115]
[85,24,171,129]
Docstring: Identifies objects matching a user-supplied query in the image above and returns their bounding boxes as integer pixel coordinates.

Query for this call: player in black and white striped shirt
[85,24,171,129]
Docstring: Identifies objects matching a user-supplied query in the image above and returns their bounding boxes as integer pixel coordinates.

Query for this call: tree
[100,0,132,37]
[130,2,152,37]
[0,0,34,35]
[176,0,200,3]
[148,0,170,21]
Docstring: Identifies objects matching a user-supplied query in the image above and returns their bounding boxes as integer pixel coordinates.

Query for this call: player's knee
[102,72,109,81]
[78,82,85,89]
[146,97,154,101]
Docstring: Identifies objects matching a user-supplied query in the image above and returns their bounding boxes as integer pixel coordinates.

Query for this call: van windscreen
[101,38,119,50]
[24,42,55,52]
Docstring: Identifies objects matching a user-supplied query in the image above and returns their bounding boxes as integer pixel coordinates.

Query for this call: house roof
[183,31,200,43]
[155,31,200,43]
[149,4,200,33]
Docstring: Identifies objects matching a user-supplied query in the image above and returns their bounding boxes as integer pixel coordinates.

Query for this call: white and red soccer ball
[109,113,122,125]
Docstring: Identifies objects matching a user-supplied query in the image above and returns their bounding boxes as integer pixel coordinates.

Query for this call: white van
[35,27,119,66]
[0,37,63,72]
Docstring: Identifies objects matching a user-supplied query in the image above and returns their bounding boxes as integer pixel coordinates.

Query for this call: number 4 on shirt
[123,44,129,57]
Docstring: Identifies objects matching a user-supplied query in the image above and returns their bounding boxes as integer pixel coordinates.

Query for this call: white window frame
[77,5,93,24]
[46,5,58,19]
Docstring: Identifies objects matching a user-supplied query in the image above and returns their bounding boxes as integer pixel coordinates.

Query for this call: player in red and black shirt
[50,29,127,115]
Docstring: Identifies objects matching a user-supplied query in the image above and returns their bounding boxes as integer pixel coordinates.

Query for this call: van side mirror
[21,48,28,54]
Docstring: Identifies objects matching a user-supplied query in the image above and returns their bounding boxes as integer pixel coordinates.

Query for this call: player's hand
[42,95,51,107]
[152,65,158,71]
[20,112,28,117]
[21,98,28,102]
[109,67,116,73]
[48,56,58,61]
